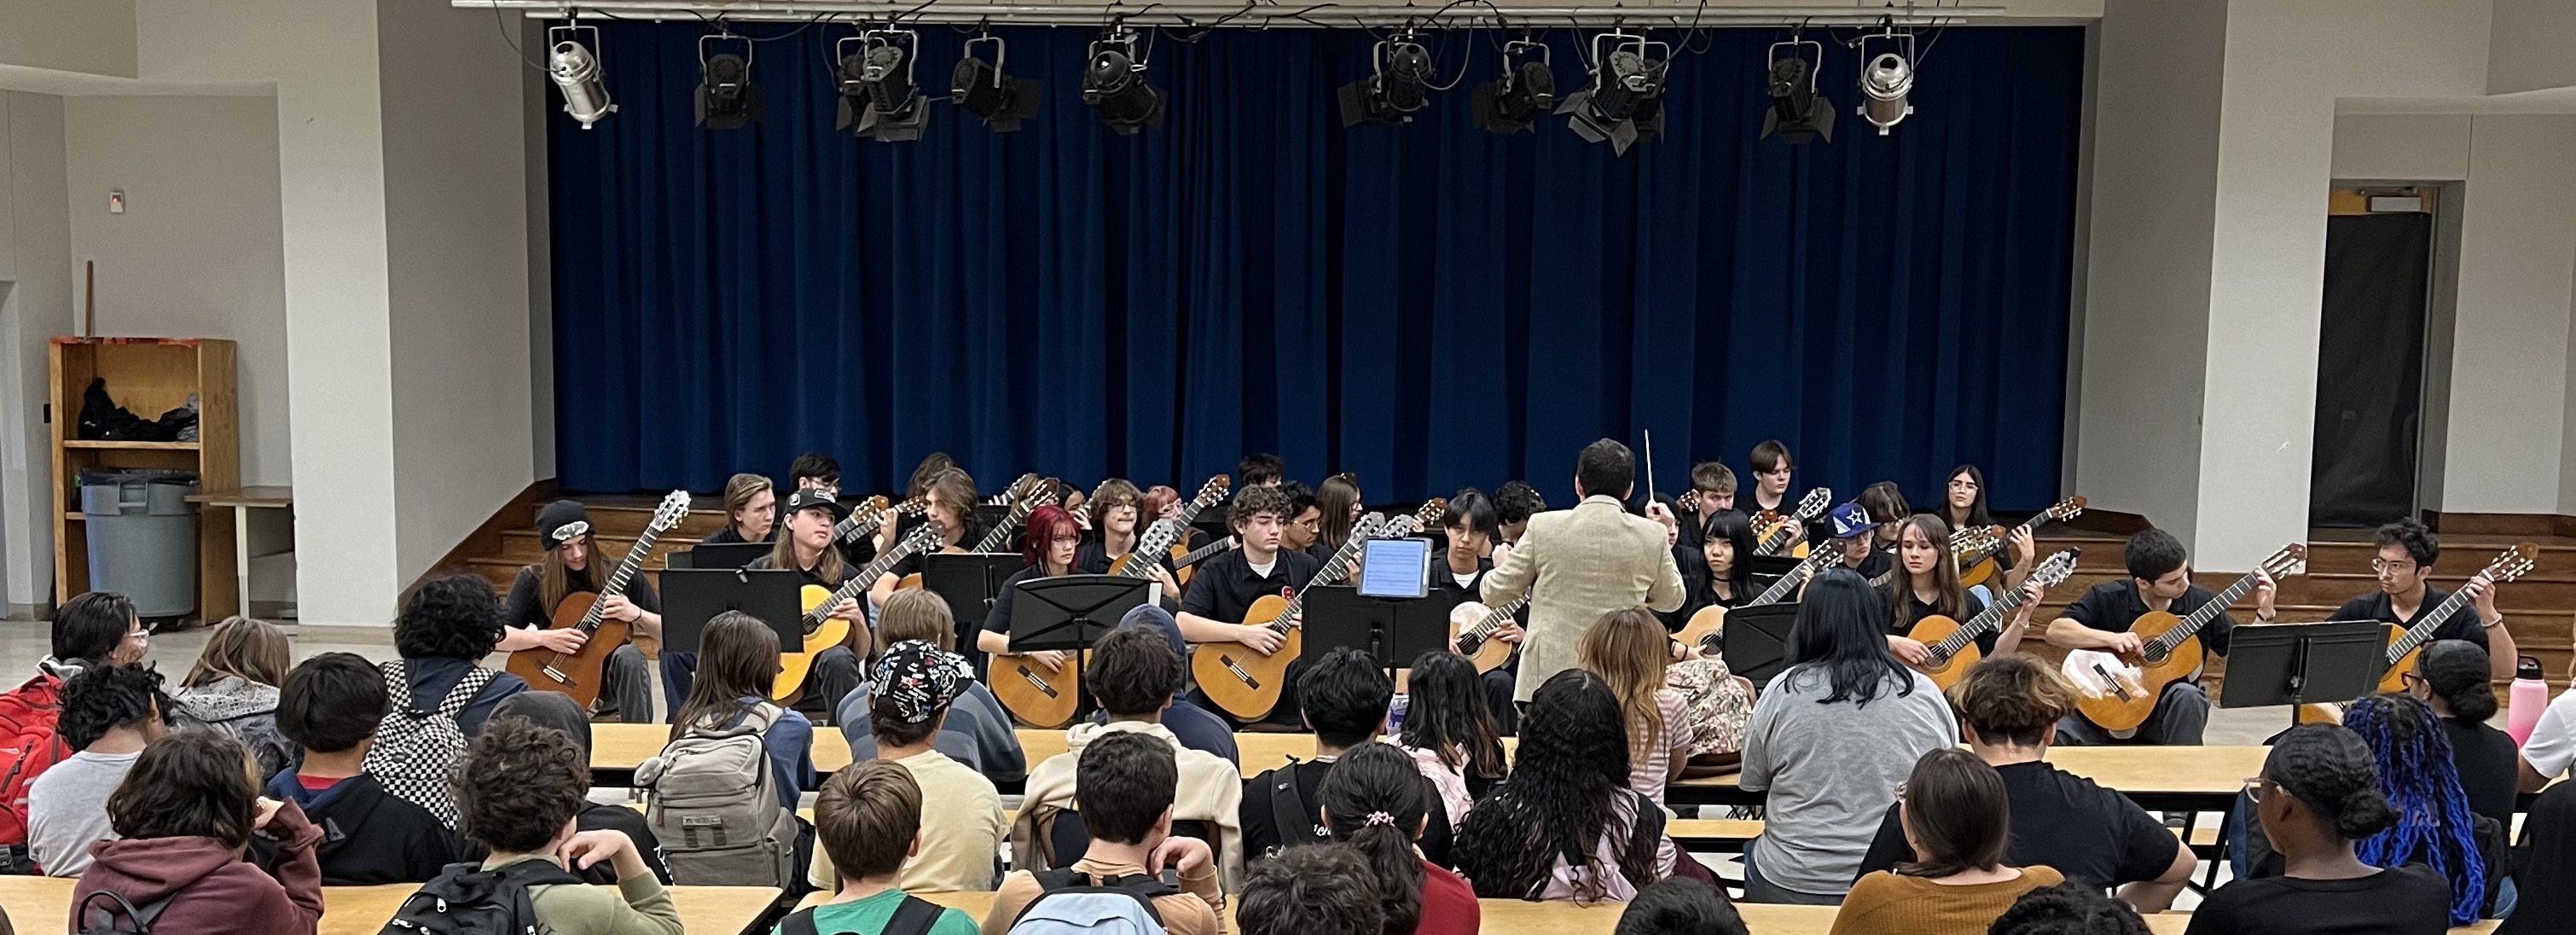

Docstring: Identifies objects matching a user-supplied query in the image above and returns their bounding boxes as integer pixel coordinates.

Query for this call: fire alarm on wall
[107,189,125,214]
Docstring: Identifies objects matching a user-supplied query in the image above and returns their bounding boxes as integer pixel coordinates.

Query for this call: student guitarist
[501,501,660,723]
[2334,520,2514,680]
[2045,529,2275,746]
[1176,484,1319,728]
[680,488,867,722]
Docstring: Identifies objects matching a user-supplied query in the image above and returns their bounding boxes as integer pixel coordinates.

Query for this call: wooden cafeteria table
[0,876,783,935]
[589,723,855,787]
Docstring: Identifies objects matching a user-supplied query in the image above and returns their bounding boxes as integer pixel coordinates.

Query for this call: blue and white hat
[1827,502,1874,540]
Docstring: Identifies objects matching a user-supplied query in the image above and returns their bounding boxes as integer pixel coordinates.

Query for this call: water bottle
[1388,694,1410,732]
[2509,655,2550,746]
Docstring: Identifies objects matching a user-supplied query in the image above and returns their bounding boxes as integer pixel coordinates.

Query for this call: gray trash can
[81,470,199,618]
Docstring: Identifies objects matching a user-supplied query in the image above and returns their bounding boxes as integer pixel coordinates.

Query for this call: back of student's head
[492,690,595,758]
[52,590,136,665]
[2343,692,2488,919]
[1088,624,1181,719]
[2263,723,2398,842]
[1898,747,2011,877]
[1073,730,1176,845]
[1987,882,2153,935]
[815,759,921,884]
[182,615,293,690]
[456,716,588,853]
[1238,453,1285,487]
[107,731,258,848]
[276,652,388,753]
[1318,743,1430,932]
[1575,438,1633,498]
[1298,648,1390,749]
[2121,529,2186,582]
[395,574,507,661]
[1493,481,1545,526]
[2418,640,2498,723]
[875,588,955,649]
[670,610,782,741]
[1949,655,2075,747]
[1459,669,1652,900]
[1399,650,1506,781]
[59,663,170,750]
[1614,879,1745,935]
[1786,569,1909,706]
[1239,843,1383,935]
[1580,607,1673,758]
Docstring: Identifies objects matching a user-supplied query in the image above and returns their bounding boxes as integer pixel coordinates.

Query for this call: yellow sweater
[1828,865,2064,935]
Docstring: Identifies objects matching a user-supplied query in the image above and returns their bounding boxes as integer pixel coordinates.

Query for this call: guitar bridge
[2091,663,2133,702]
[540,666,570,684]
[1220,655,1262,689]
[1018,670,1059,699]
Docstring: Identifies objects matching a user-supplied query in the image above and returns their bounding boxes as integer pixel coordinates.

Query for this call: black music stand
[1007,575,1152,653]
[1721,602,1801,685]
[922,553,1031,665]
[1749,555,1802,596]
[2219,620,2389,727]
[685,542,771,572]
[1303,584,1462,671]
[659,567,804,653]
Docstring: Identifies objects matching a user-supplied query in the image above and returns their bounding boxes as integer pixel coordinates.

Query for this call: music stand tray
[659,568,805,654]
[687,543,772,572]
[1303,585,1462,669]
[1008,575,1153,653]
[2219,620,2390,711]
[1722,602,1801,685]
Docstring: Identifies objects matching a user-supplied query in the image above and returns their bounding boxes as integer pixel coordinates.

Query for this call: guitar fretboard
[2387,578,2487,660]
[1751,549,1836,606]
[2148,565,2271,655]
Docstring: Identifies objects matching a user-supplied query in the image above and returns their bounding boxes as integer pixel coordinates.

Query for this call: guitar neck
[2154,570,2261,653]
[2388,577,2486,660]
[971,508,1029,554]
[817,544,917,624]
[1118,522,1186,579]
[1752,553,1830,606]
[1756,524,1793,555]
[1466,594,1532,638]
[1276,536,1372,631]
[583,526,666,626]
[1176,537,1235,567]
[1935,584,2034,657]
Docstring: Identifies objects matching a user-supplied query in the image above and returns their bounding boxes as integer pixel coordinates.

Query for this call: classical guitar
[1192,498,1444,722]
[1753,488,1833,558]
[1451,591,1531,673]
[775,524,943,700]
[896,477,1056,592]
[833,495,920,549]
[1168,535,1239,588]
[1672,544,1838,657]
[1109,475,1231,578]
[1958,497,2087,588]
[2370,543,2536,689]
[986,473,1041,507]
[2065,543,2307,733]
[1908,549,2080,689]
[507,491,692,707]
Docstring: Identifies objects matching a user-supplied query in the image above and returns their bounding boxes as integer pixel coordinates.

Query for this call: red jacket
[68,799,324,935]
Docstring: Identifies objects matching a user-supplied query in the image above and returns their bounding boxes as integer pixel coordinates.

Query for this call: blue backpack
[1004,868,1181,935]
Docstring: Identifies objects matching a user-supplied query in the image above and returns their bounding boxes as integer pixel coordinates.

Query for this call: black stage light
[1081,29,1163,134]
[952,34,1041,131]
[696,32,763,130]
[1559,32,1668,156]
[1761,32,1832,143]
[547,21,614,129]
[1338,32,1435,127]
[1471,38,1553,135]
[835,31,926,142]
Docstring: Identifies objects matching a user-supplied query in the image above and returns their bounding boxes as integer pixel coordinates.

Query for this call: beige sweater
[809,748,1006,892]
[1007,721,1245,891]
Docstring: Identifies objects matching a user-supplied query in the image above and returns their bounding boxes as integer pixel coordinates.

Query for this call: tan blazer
[1482,494,1687,702]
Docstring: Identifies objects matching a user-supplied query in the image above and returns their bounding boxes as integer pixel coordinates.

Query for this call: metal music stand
[1007,574,1153,653]
[2219,620,2389,727]
[1721,602,1801,685]
[658,567,804,653]
[1303,584,1463,672]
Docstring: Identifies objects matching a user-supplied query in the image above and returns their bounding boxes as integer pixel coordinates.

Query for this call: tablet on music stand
[1358,538,1432,599]
[2219,620,2389,716]
[1721,602,1801,685]
[659,567,804,654]
[1007,575,1152,653]
[687,543,770,572]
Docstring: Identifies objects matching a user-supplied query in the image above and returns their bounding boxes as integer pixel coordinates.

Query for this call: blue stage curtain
[548,23,2084,511]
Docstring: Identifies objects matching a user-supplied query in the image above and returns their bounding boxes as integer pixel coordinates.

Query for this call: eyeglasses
[2371,558,2420,574]
[2241,776,2271,802]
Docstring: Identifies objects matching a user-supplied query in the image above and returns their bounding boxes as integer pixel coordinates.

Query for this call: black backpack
[377,858,587,934]
[776,896,947,935]
[74,889,177,934]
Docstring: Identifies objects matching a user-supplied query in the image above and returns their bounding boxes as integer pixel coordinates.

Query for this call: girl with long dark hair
[1314,473,1365,559]
[1397,651,1510,821]
[668,611,816,814]
[1319,743,1479,935]
[1455,670,1668,902]
[1739,569,1958,904]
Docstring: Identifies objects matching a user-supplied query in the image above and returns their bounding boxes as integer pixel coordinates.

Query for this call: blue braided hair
[2345,693,2486,925]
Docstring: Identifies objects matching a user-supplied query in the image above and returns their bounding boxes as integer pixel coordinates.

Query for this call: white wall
[64,96,289,486]
[2330,114,2471,180]
[0,1,136,79]
[2441,115,2576,514]
[0,92,71,613]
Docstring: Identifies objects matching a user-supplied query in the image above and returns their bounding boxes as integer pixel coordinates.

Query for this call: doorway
[2310,189,2434,527]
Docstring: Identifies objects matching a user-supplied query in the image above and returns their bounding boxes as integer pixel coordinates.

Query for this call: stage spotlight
[1761,32,1831,143]
[547,22,614,129]
[952,34,1041,132]
[1855,26,1917,135]
[1471,38,1553,135]
[696,32,763,130]
[1558,32,1668,156]
[1081,28,1163,135]
[835,31,927,142]
[1337,31,1435,127]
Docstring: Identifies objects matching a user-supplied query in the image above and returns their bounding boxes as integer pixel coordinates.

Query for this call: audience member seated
[2408,641,2518,827]
[29,664,170,876]
[1613,879,1745,935]
[1239,843,1383,935]
[1012,624,1243,887]
[1739,569,1958,904]
[1241,648,1452,867]
[834,589,1025,783]
[489,691,670,885]
[661,610,815,886]
[265,652,468,884]
[388,573,530,738]
[0,591,148,871]
[2522,662,2576,791]
[776,760,981,935]
[1455,669,1668,901]
[1581,607,1697,881]
[811,640,1005,893]
[71,732,322,935]
[455,717,681,934]
[2497,781,2574,935]
[1319,741,1477,935]
[2238,694,2501,922]
[1854,656,2192,910]
[1396,650,1510,822]
[170,615,299,782]
[1990,883,2155,935]
[985,730,1225,935]
[2185,724,2450,935]
[1111,604,1242,766]
[1833,748,2063,935]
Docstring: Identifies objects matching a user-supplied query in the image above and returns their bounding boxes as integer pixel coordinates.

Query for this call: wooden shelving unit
[49,337,239,620]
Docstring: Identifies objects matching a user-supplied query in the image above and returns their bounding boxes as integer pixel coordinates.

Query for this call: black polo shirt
[2330,587,2488,652]
[1428,552,1492,600]
[2060,579,2238,656]
[503,565,661,630]
[1181,548,1321,624]
[1892,587,1997,653]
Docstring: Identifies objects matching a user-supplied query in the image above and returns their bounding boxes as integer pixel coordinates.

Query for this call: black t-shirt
[1855,760,2179,887]
[1835,547,1893,584]
[2182,864,2451,935]
[2331,587,2489,653]
[1890,586,1997,653]
[746,554,862,589]
[1181,548,1322,624]
[698,524,774,546]
[503,564,663,630]
[2061,578,2239,657]
[2445,716,2521,828]
[983,566,1055,639]
[1240,758,1453,868]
